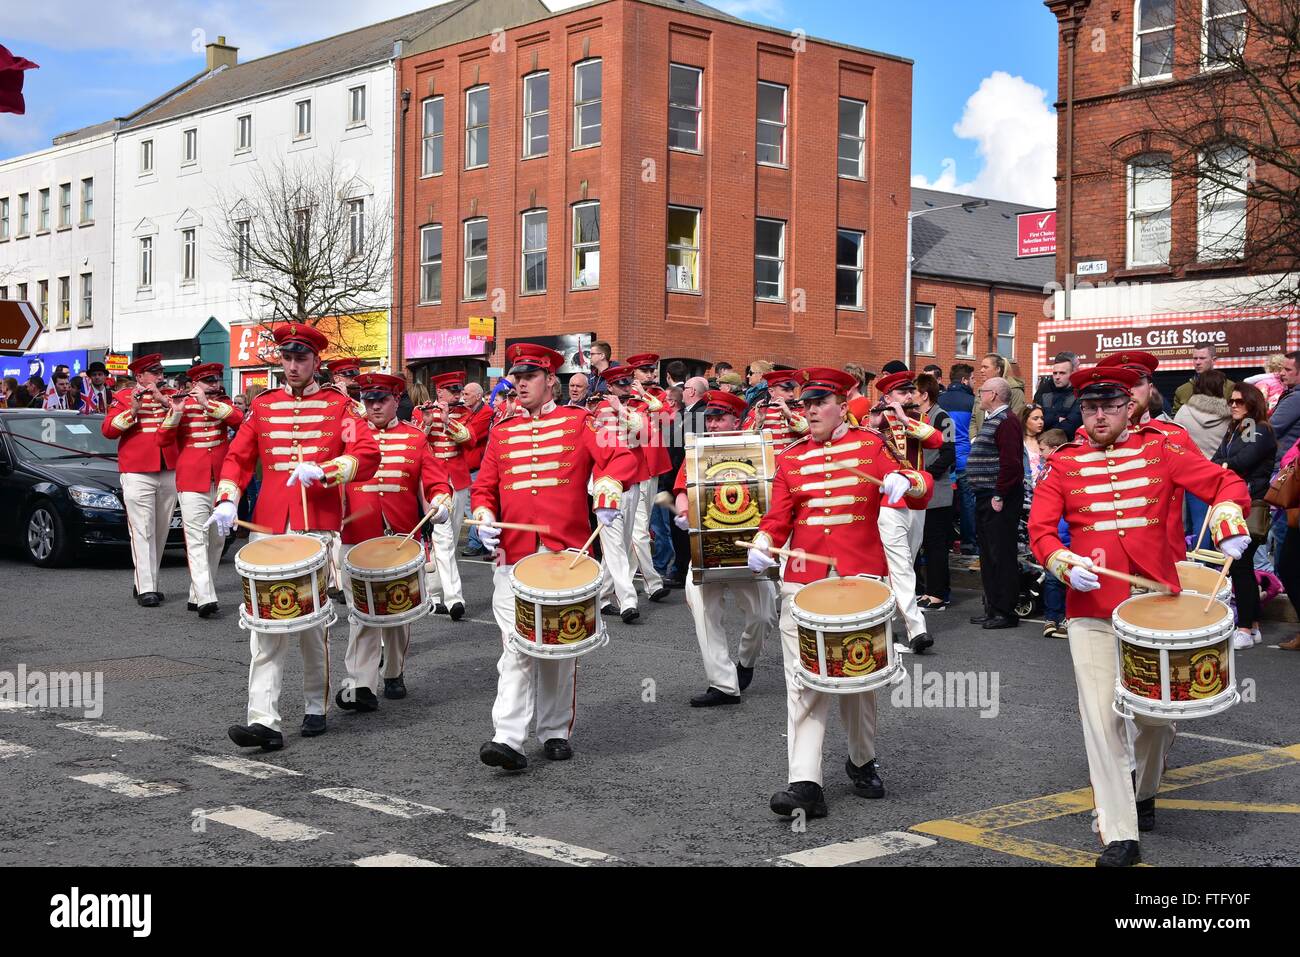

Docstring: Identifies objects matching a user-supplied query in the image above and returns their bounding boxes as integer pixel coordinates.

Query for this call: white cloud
[912,71,1057,208]
[712,0,787,19]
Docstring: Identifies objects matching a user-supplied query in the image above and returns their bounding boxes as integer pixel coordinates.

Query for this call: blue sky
[1,0,1060,205]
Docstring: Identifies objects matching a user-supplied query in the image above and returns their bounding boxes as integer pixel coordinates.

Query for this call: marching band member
[414,371,476,620]
[1028,365,1250,866]
[473,343,637,771]
[626,354,673,603]
[592,365,651,622]
[673,390,775,706]
[743,369,809,447]
[157,362,242,619]
[102,354,180,607]
[336,373,452,711]
[326,357,365,412]
[749,368,931,819]
[207,323,380,751]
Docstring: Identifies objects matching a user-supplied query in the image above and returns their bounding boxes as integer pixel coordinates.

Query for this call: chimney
[206,36,238,72]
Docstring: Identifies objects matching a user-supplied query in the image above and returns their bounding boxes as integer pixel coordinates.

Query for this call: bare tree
[211,153,392,356]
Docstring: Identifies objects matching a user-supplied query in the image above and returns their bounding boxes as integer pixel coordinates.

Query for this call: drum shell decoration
[509,551,608,660]
[790,576,901,695]
[1112,593,1238,721]
[1175,560,1232,603]
[344,537,432,628]
[235,535,337,634]
[685,429,777,585]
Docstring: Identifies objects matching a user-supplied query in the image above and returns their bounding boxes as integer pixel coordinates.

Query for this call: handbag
[1246,500,1271,541]
[1264,462,1300,510]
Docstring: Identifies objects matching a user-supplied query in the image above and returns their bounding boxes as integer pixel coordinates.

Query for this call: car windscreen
[3,415,118,461]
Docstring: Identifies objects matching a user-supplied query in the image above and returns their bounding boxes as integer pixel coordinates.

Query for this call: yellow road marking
[1155,799,1300,814]
[912,819,1105,867]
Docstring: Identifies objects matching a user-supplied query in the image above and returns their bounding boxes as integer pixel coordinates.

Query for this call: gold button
[531,489,538,495]
[1118,530,1126,537]
[1113,493,1121,499]
[823,528,831,534]
[1116,511,1125,517]
[824,508,831,514]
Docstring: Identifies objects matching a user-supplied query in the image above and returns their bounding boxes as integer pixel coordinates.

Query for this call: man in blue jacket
[938,363,976,553]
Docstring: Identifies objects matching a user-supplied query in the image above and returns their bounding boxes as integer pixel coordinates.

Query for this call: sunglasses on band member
[146,366,165,376]
[199,376,222,385]
[637,365,656,374]
[337,369,360,378]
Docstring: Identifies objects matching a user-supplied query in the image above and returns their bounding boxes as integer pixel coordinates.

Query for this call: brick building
[392,0,913,383]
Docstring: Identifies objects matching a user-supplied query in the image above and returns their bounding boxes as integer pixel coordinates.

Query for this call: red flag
[0,45,39,116]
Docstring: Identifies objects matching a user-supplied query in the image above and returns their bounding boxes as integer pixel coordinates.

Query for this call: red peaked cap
[702,390,747,418]
[599,365,637,385]
[128,353,164,375]
[506,342,563,375]
[272,323,329,355]
[188,362,224,381]
[326,358,362,376]
[431,371,466,390]
[355,372,406,398]
[625,353,660,368]
[874,371,918,395]
[763,369,800,388]
[796,366,858,399]
[1096,351,1159,379]
[1070,365,1141,400]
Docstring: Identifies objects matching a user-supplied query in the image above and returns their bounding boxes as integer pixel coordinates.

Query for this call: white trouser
[599,481,641,610]
[329,532,344,591]
[1068,617,1177,844]
[178,487,222,606]
[120,470,178,595]
[631,477,664,594]
[427,487,468,606]
[778,580,877,785]
[343,618,409,694]
[684,572,773,696]
[245,529,331,732]
[489,551,578,751]
[879,506,926,639]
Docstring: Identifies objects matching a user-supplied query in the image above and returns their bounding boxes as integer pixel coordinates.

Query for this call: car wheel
[25,501,71,567]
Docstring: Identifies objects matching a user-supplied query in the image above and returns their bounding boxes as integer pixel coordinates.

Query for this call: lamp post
[905,199,989,366]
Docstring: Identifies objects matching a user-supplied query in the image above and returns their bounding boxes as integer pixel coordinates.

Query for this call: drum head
[1117,592,1229,630]
[350,537,421,569]
[1177,561,1226,594]
[241,534,322,565]
[515,551,600,589]
[794,577,891,616]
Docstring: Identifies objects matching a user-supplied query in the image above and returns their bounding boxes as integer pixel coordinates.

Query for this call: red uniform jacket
[743,399,809,449]
[638,385,674,479]
[846,402,943,511]
[342,419,452,544]
[755,425,931,584]
[592,395,653,483]
[462,401,494,472]
[471,402,638,563]
[413,403,475,491]
[156,396,244,493]
[1029,425,1249,619]
[102,387,180,473]
[217,384,380,533]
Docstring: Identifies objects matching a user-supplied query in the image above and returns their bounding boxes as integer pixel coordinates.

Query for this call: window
[572,201,600,288]
[182,128,197,165]
[57,276,70,328]
[139,237,153,289]
[348,85,367,126]
[997,312,1016,359]
[140,139,153,174]
[58,183,71,228]
[669,64,702,151]
[1198,145,1248,260]
[18,283,28,303]
[38,280,48,323]
[463,218,488,300]
[1,197,8,240]
[465,85,489,169]
[419,224,442,303]
[295,99,312,138]
[835,229,864,309]
[0,287,6,299]
[79,273,92,326]
[1135,0,1175,80]
[521,210,547,294]
[666,206,701,292]
[422,97,444,175]
[182,228,197,282]
[236,220,251,275]
[80,178,93,223]
[754,218,785,301]
[838,98,866,178]
[913,304,935,355]
[955,307,975,357]
[1127,153,1172,266]
[756,81,788,166]
[348,199,365,257]
[294,208,311,257]
[236,114,252,152]
[38,189,50,232]
[1204,0,1246,68]
[573,59,602,148]
[523,72,549,158]
[19,193,29,235]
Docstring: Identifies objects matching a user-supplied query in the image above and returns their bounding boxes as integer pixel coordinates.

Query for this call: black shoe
[649,587,670,602]
[335,687,379,712]
[969,614,990,625]
[664,577,687,588]
[301,714,327,737]
[620,607,640,624]
[920,598,949,611]
[543,738,573,761]
[228,723,284,752]
[1137,796,1156,832]
[770,781,828,819]
[187,602,199,612]
[982,616,1019,630]
[846,758,885,798]
[434,602,449,616]
[909,632,934,654]
[383,675,407,700]
[1096,840,1141,867]
[328,588,346,605]
[197,602,219,619]
[690,687,741,708]
[460,543,489,558]
[736,663,754,691]
[601,603,620,616]
[138,592,161,608]
[479,740,528,772]
[449,602,465,621]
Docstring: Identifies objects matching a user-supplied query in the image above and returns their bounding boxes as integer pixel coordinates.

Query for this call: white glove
[1219,534,1249,561]
[1068,561,1101,592]
[881,472,910,505]
[206,500,238,537]
[476,518,501,551]
[595,507,619,527]
[673,514,690,532]
[747,545,777,574]
[287,461,325,489]
[428,504,450,526]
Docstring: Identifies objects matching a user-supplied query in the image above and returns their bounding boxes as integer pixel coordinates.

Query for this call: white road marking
[202,806,330,842]
[0,700,32,710]
[1179,732,1274,752]
[312,787,443,818]
[71,772,182,799]
[193,754,303,779]
[353,852,444,867]
[467,831,618,866]
[0,739,36,759]
[57,722,166,742]
[774,831,937,867]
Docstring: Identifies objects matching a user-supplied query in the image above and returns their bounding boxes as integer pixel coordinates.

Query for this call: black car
[0,410,187,566]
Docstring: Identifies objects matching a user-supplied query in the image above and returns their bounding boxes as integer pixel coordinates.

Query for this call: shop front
[404,328,489,388]
[229,312,390,397]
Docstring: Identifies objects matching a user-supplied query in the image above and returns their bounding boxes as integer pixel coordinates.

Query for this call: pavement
[1,545,1298,868]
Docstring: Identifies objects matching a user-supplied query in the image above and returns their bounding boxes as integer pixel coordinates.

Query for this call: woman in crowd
[915,373,956,611]
[1021,403,1046,481]
[0,376,20,409]
[1176,369,1232,549]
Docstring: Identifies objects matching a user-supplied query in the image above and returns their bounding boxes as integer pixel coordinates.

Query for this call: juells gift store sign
[1041,312,1293,370]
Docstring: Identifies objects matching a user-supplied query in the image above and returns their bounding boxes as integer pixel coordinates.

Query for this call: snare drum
[344,537,432,628]
[235,534,337,633]
[1175,560,1231,602]
[508,550,608,660]
[1112,592,1238,721]
[684,429,777,584]
[791,576,902,694]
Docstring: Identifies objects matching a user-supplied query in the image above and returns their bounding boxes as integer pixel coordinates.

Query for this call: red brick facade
[910,277,1050,379]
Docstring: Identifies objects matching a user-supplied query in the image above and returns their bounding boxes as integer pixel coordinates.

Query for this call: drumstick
[1193,500,1215,554]
[398,505,441,546]
[339,508,374,528]
[736,539,837,569]
[569,526,603,569]
[843,465,886,488]
[654,490,680,515]
[1204,557,1232,614]
[296,445,310,532]
[234,519,273,534]
[465,518,552,534]
[1059,556,1172,595]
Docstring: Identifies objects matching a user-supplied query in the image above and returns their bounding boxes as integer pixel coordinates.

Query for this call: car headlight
[69,486,124,510]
